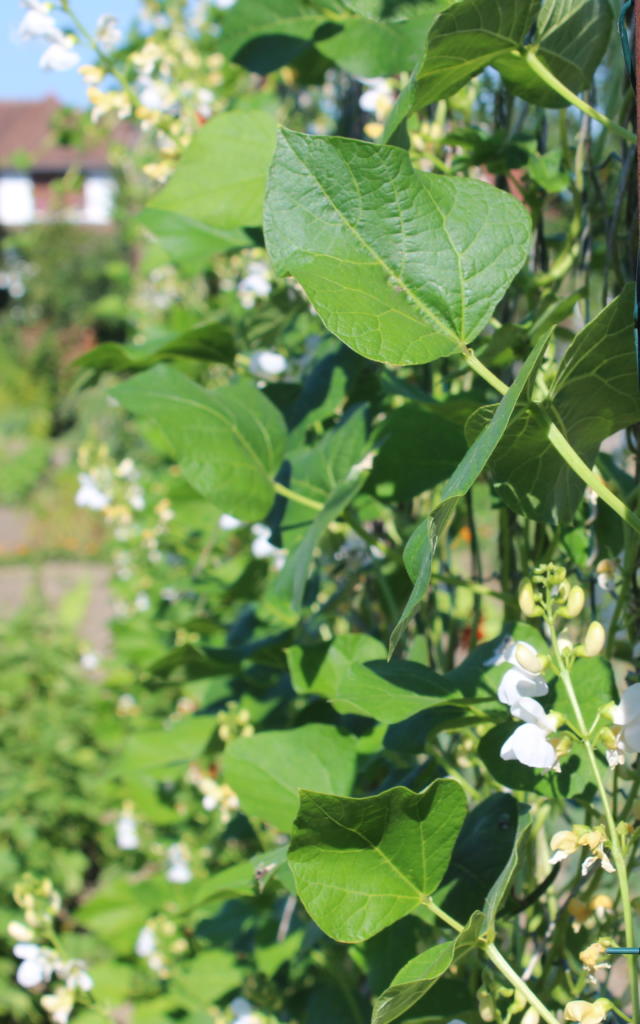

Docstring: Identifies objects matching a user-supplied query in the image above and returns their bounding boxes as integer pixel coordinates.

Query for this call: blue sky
[2,2,139,106]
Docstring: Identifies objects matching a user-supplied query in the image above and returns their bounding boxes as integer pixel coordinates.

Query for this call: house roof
[0,96,135,173]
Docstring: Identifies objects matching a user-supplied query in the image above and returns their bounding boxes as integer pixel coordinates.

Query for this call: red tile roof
[0,96,135,173]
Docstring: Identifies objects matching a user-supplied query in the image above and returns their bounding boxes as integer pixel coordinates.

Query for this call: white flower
[495,641,548,707]
[218,513,244,531]
[358,78,394,120]
[135,926,156,958]
[80,651,99,672]
[115,812,139,851]
[250,524,285,568]
[57,959,93,992]
[13,943,57,988]
[230,997,263,1024]
[41,987,75,1024]
[39,41,80,71]
[166,844,193,884]
[238,263,272,309]
[95,13,121,51]
[18,9,64,43]
[133,592,151,613]
[248,350,287,379]
[612,683,640,756]
[500,722,557,771]
[213,0,238,9]
[75,472,109,510]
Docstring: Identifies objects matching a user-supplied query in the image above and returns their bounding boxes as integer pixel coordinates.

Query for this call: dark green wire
[619,0,640,385]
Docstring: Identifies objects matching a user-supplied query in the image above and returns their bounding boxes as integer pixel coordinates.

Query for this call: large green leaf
[147,110,277,230]
[389,329,549,653]
[288,779,467,941]
[469,288,639,522]
[384,0,612,137]
[494,0,613,108]
[112,365,287,521]
[223,723,358,832]
[410,0,538,108]
[371,911,483,1024]
[219,0,324,61]
[265,130,531,366]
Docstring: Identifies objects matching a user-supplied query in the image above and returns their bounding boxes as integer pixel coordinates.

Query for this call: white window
[0,174,36,226]
[83,173,116,225]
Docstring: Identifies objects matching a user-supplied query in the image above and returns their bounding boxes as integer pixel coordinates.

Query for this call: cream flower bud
[560,585,585,618]
[518,580,540,617]
[584,621,606,657]
[563,999,610,1024]
[514,643,547,675]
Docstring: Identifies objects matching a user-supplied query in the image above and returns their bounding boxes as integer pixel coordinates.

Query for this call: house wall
[0,174,35,227]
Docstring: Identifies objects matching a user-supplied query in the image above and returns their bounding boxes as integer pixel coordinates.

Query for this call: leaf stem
[426,899,558,1024]
[273,481,323,511]
[521,49,636,144]
[463,350,640,537]
[484,942,560,1024]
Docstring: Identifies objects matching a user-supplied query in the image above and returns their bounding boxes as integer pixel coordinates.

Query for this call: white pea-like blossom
[74,473,110,510]
[39,41,80,72]
[358,78,394,121]
[166,843,193,884]
[218,513,244,531]
[611,683,640,762]
[115,810,139,851]
[250,524,286,569]
[249,350,288,378]
[493,640,549,707]
[229,997,263,1024]
[13,943,58,988]
[500,720,557,771]
[212,0,238,9]
[95,13,121,52]
[57,959,93,992]
[135,926,156,958]
[238,263,272,309]
[18,8,64,44]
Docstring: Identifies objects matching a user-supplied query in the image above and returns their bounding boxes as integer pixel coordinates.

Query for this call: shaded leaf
[389,329,549,653]
[224,723,358,832]
[139,208,249,274]
[469,288,640,522]
[147,110,277,230]
[76,320,235,373]
[265,130,531,366]
[112,365,287,521]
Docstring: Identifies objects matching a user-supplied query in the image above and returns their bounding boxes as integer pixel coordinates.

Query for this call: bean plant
[7,1,640,1024]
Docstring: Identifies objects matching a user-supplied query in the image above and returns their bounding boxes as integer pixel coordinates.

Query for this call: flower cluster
[549,825,615,877]
[135,915,188,978]
[185,763,241,824]
[9,877,93,1024]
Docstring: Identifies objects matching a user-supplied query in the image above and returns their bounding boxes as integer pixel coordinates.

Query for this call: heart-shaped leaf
[265,129,531,366]
[288,779,467,942]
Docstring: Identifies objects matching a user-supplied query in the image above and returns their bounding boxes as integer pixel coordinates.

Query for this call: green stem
[464,350,640,537]
[548,625,639,1024]
[273,481,323,511]
[522,49,636,144]
[425,899,558,1024]
[485,943,560,1024]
